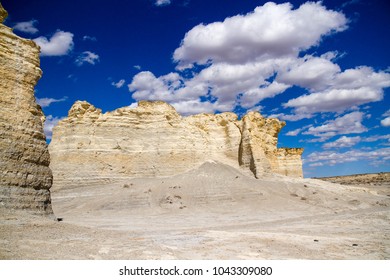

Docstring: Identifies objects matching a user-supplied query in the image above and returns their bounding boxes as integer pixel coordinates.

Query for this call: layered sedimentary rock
[0,4,53,212]
[238,112,303,178]
[275,148,304,178]
[50,100,303,189]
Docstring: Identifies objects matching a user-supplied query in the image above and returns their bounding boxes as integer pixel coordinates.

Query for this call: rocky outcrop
[49,100,303,189]
[238,112,303,178]
[0,4,53,213]
[275,148,304,178]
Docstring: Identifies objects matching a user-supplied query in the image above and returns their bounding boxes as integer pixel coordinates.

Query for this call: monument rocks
[49,100,303,190]
[0,3,53,213]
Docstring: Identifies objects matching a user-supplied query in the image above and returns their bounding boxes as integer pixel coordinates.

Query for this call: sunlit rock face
[50,99,303,190]
[0,4,53,213]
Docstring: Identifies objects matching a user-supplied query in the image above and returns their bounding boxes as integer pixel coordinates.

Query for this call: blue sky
[2,0,389,177]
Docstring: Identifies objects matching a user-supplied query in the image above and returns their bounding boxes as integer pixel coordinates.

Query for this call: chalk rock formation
[0,4,53,212]
[50,100,303,189]
[238,112,303,178]
[275,148,304,178]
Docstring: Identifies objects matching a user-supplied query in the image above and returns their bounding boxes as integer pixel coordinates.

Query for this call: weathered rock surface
[238,111,303,178]
[0,3,52,213]
[50,100,303,189]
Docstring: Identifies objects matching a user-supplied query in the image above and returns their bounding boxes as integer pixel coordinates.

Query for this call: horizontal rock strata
[50,100,303,189]
[0,4,53,213]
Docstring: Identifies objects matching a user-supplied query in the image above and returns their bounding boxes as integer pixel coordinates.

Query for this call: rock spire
[0,3,53,213]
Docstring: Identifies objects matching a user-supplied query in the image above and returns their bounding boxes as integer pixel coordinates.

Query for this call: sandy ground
[1,162,389,259]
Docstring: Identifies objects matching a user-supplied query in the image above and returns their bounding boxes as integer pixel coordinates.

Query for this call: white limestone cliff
[49,100,303,190]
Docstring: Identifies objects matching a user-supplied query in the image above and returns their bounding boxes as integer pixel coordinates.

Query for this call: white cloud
[381,110,390,126]
[362,134,390,143]
[286,128,304,136]
[322,136,361,149]
[83,35,97,41]
[284,87,382,113]
[75,51,100,66]
[13,20,39,34]
[381,117,390,127]
[306,147,390,167]
[155,0,171,6]
[277,53,341,91]
[189,59,290,108]
[129,70,239,113]
[134,65,142,70]
[303,111,367,140]
[33,30,74,56]
[129,2,390,117]
[171,100,216,115]
[173,2,347,68]
[43,115,64,140]
[130,2,349,115]
[129,71,185,103]
[111,79,125,89]
[284,66,390,114]
[269,112,312,121]
[333,66,390,89]
[240,81,290,108]
[309,162,324,167]
[128,71,237,115]
[36,96,67,108]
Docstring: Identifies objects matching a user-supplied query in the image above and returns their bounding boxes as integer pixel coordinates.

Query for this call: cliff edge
[49,100,303,190]
[0,3,53,213]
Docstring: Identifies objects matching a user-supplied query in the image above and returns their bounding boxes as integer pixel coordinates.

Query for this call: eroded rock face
[238,112,304,178]
[0,4,53,213]
[50,100,303,190]
[275,148,304,178]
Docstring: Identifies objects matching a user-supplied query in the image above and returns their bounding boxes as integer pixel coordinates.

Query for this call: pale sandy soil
[1,162,389,259]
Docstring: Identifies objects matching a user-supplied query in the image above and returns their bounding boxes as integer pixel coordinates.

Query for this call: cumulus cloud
[173,2,347,68]
[277,53,341,91]
[128,71,234,114]
[381,117,390,127]
[75,51,100,66]
[381,110,390,127]
[155,0,171,6]
[129,2,390,117]
[33,30,74,56]
[322,136,361,149]
[36,96,67,108]
[303,111,367,141]
[240,81,290,108]
[284,66,390,114]
[285,87,380,114]
[306,147,390,167]
[170,100,216,115]
[111,79,125,89]
[129,71,184,103]
[43,115,64,140]
[13,20,39,34]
